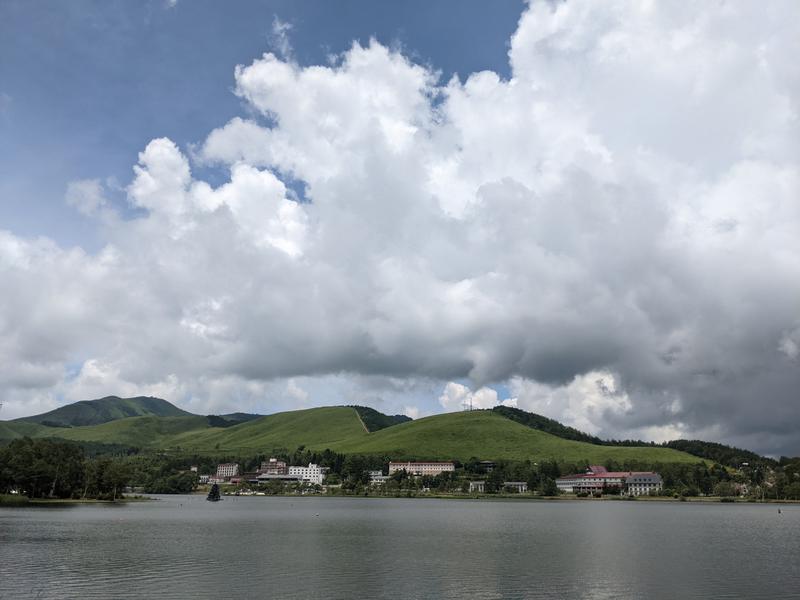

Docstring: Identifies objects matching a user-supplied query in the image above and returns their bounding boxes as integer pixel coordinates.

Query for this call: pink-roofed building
[556,466,662,496]
[388,461,455,476]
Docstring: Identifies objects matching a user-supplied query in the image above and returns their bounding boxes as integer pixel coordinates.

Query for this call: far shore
[4,492,797,507]
[0,493,154,507]
[188,488,800,504]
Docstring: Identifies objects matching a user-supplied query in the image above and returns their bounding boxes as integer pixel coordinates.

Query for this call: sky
[1,0,798,456]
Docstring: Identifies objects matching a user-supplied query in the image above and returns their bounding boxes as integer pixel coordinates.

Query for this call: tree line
[0,438,131,500]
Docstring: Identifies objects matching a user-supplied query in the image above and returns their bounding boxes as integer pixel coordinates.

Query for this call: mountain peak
[15,395,192,428]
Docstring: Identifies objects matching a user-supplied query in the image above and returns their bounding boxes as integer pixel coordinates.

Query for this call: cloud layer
[2,1,798,454]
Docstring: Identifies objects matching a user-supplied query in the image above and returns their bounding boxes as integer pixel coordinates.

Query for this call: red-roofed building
[556,466,662,496]
[388,461,455,476]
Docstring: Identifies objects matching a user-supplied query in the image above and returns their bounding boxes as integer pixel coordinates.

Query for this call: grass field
[1,406,704,465]
[35,415,211,447]
[327,411,702,464]
[0,420,49,440]
[168,406,367,452]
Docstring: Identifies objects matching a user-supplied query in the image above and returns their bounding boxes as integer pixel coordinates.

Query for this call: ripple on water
[1,499,799,599]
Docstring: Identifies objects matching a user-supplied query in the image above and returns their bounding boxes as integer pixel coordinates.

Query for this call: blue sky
[0,0,523,248]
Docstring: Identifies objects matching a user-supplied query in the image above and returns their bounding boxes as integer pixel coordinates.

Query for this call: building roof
[557,471,660,481]
[389,461,454,465]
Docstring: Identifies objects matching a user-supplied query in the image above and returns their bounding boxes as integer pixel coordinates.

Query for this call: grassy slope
[0,420,49,440]
[328,411,702,464]
[167,406,368,451]
[16,396,192,427]
[34,415,210,447]
[1,406,702,465]
[165,408,700,465]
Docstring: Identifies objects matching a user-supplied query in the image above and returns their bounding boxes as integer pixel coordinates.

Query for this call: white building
[469,481,485,493]
[388,461,455,476]
[625,473,663,496]
[369,470,389,485]
[215,463,239,480]
[287,463,324,485]
[504,481,528,493]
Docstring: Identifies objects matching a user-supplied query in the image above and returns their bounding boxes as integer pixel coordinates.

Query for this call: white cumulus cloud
[1,2,799,454]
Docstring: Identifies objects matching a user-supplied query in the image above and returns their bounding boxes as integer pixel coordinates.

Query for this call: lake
[1,497,798,599]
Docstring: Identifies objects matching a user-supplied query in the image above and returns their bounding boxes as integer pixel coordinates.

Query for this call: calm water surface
[1,496,798,599]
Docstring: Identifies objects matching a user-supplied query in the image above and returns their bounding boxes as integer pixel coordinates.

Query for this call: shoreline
[5,492,797,507]
[0,494,154,507]
[198,490,800,505]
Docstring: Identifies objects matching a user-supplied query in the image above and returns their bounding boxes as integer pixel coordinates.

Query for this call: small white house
[469,481,486,493]
[504,481,528,493]
[369,470,389,485]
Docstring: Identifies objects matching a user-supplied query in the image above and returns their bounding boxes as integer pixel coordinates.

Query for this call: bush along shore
[0,493,30,506]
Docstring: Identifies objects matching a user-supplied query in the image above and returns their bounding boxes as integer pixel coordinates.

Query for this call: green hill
[351,405,412,432]
[328,411,701,464]
[162,407,701,465]
[2,404,704,466]
[0,420,49,440]
[168,406,367,452]
[664,439,775,468]
[34,415,211,447]
[491,405,603,444]
[219,412,263,424]
[15,396,192,428]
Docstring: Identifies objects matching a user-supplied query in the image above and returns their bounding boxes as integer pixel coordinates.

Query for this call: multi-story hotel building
[259,458,288,475]
[215,463,240,480]
[388,461,455,476]
[556,465,662,496]
[287,463,325,485]
[624,472,663,496]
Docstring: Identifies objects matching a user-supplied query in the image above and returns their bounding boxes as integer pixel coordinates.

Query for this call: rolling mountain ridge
[1,398,712,465]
